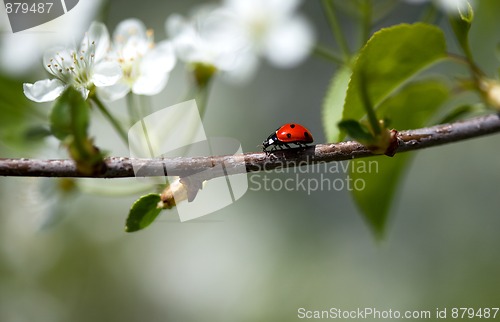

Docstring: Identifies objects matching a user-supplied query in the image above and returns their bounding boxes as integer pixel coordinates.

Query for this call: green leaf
[377,80,449,128]
[351,154,410,238]
[50,92,72,140]
[339,23,447,141]
[449,2,474,60]
[323,65,352,142]
[24,126,52,141]
[350,80,449,237]
[50,87,89,141]
[49,87,104,175]
[125,194,163,232]
[338,119,374,143]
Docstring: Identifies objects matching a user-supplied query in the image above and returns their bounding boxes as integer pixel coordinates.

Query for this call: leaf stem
[359,0,373,45]
[139,95,153,118]
[140,117,155,158]
[126,93,138,126]
[420,3,440,24]
[321,0,351,61]
[359,72,381,135]
[313,45,344,64]
[127,94,154,158]
[447,52,484,80]
[91,96,128,145]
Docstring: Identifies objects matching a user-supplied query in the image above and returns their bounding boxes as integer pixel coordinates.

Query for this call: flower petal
[132,74,169,96]
[166,15,201,63]
[220,51,258,83]
[92,61,123,87]
[436,0,471,13]
[166,14,190,39]
[264,15,314,68]
[224,0,301,21]
[96,82,130,101]
[78,87,91,100]
[23,79,66,102]
[84,21,111,61]
[113,18,148,43]
[167,10,245,69]
[140,41,176,75]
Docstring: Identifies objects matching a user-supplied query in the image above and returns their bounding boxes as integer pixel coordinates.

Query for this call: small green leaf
[323,65,352,142]
[449,1,474,60]
[351,80,449,237]
[24,126,52,141]
[377,80,449,128]
[125,194,163,232]
[340,23,447,141]
[49,87,104,175]
[50,87,89,141]
[70,94,90,145]
[338,120,374,143]
[50,91,72,140]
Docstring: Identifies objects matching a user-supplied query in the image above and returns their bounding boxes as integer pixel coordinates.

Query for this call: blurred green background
[1,0,500,321]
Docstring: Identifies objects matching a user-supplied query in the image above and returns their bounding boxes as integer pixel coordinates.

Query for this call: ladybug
[262,123,314,151]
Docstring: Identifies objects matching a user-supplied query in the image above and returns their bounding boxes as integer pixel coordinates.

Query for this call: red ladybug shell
[276,123,313,143]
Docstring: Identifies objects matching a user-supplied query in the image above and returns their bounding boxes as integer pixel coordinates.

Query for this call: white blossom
[23,22,122,102]
[98,19,176,101]
[166,6,254,81]
[166,0,314,82]
[222,0,314,68]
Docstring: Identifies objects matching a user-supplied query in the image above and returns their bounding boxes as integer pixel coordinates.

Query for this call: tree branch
[1,113,500,179]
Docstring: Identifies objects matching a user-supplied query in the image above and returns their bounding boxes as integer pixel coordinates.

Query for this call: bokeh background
[1,0,500,321]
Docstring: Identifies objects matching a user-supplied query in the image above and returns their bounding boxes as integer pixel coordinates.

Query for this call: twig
[1,114,500,179]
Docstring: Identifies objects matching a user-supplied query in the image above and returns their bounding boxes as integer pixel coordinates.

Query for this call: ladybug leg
[264,146,279,160]
[273,144,283,151]
[283,143,291,149]
[268,153,278,161]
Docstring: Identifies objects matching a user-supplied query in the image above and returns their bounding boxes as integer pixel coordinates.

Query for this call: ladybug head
[262,133,277,151]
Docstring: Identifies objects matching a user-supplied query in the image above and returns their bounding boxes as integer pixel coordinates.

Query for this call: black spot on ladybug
[304,132,310,138]
[286,133,292,138]
[290,124,295,128]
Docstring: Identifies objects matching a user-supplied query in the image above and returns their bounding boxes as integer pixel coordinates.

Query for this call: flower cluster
[24,0,314,102]
[24,20,176,103]
[167,0,314,82]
